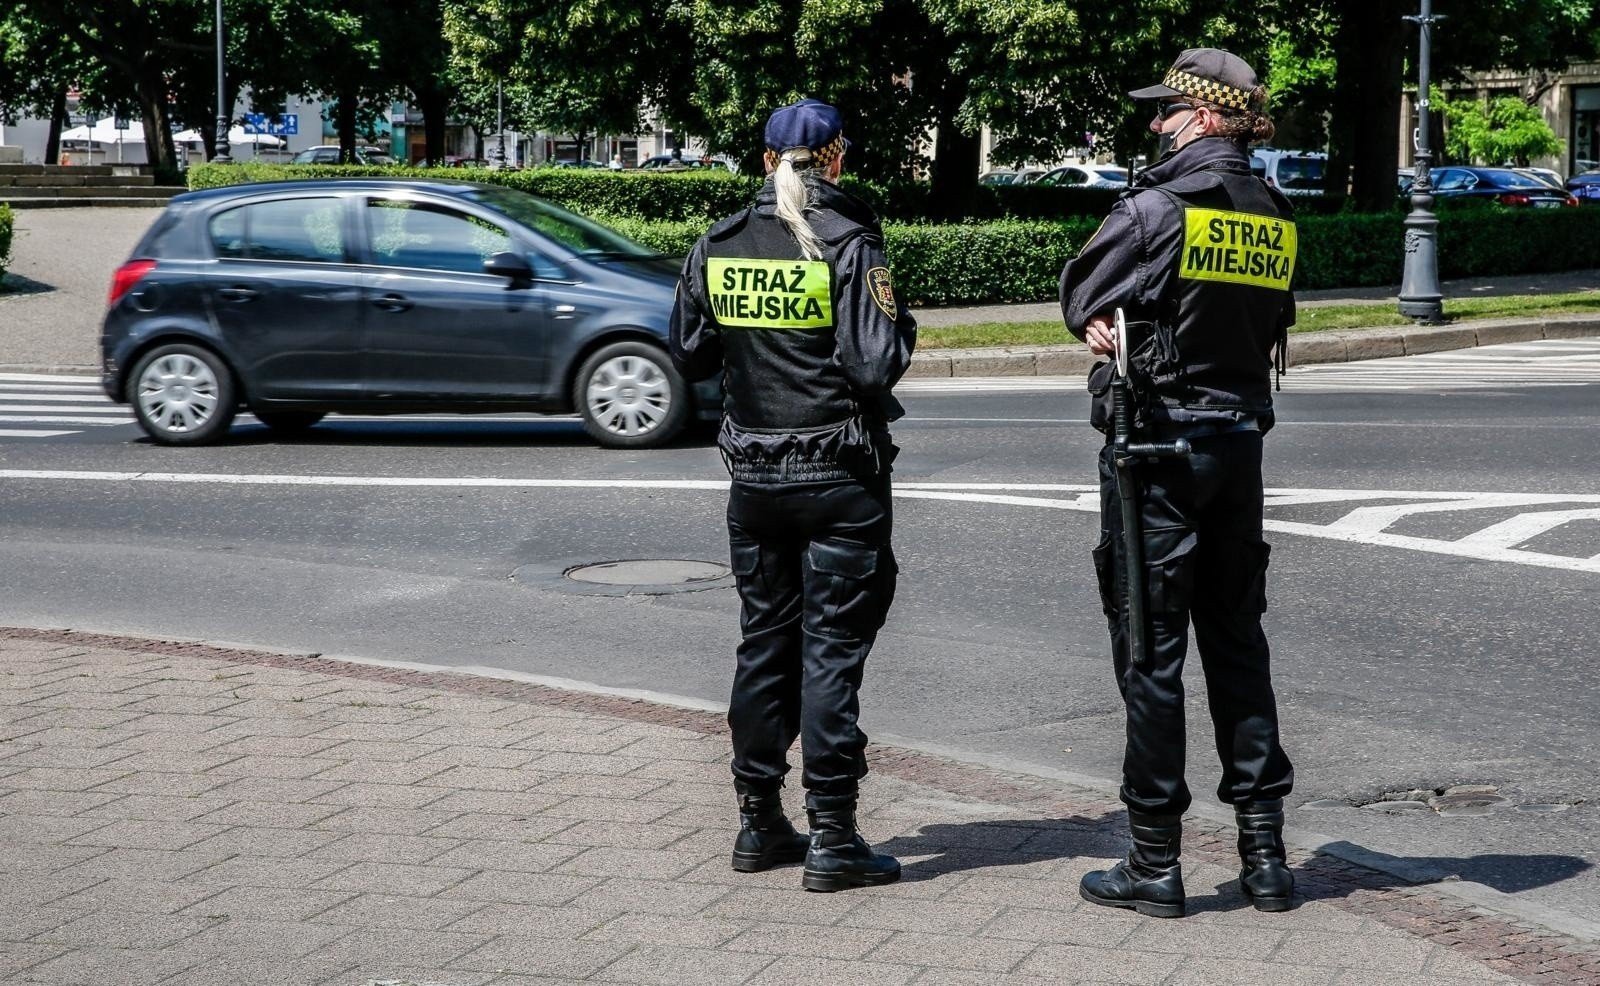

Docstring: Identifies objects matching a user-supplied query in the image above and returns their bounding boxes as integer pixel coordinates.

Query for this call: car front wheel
[127,343,238,446]
[574,340,690,449]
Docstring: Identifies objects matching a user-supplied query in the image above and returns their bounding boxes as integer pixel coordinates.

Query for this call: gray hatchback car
[101,178,716,447]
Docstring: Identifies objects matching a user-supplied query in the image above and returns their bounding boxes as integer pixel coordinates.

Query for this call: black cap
[764,99,846,154]
[1129,48,1261,111]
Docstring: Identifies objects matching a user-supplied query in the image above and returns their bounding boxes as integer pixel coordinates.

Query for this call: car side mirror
[483,251,534,288]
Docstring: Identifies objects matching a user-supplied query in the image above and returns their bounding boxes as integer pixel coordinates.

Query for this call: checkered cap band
[1164,68,1253,111]
[811,134,846,169]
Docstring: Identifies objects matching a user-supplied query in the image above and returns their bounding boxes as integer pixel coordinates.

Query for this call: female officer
[670,98,917,892]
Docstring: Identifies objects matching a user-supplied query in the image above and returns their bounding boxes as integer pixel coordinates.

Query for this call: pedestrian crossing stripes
[1283,338,1600,392]
[0,372,128,439]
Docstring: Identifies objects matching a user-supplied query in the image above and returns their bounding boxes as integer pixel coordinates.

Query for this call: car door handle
[373,293,413,313]
[218,286,258,302]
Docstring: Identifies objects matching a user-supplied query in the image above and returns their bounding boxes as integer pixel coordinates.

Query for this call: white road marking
[1283,338,1600,392]
[1454,508,1600,550]
[0,373,100,384]
[0,404,128,414]
[0,416,135,426]
[0,430,78,438]
[0,392,122,403]
[1,471,1594,573]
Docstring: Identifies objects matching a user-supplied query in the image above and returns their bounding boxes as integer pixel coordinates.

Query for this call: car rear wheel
[127,343,238,446]
[254,411,326,433]
[574,340,689,449]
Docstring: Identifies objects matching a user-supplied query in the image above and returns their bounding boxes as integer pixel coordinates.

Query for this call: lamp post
[213,0,232,163]
[1398,0,1443,323]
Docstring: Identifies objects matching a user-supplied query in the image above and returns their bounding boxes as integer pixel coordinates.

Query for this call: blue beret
[764,99,845,153]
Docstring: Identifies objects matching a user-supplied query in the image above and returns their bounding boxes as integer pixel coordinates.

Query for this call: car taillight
[1496,193,1531,206]
[1565,195,1580,207]
[108,259,157,307]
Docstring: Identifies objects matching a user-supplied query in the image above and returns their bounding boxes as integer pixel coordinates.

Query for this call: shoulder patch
[867,267,897,319]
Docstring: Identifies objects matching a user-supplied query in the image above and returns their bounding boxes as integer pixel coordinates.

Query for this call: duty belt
[1147,419,1262,440]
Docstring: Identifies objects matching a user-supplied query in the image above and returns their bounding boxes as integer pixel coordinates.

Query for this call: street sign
[242,113,299,136]
[113,115,129,130]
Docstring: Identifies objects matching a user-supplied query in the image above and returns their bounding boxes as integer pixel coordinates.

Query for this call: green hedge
[606,206,1597,304]
[187,162,1141,223]
[186,164,1600,304]
[0,203,13,286]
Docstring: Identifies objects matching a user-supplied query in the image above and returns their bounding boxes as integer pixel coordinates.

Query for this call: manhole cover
[567,559,730,586]
[511,556,737,597]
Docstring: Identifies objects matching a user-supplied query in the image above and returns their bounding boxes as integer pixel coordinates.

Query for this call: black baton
[1109,309,1189,670]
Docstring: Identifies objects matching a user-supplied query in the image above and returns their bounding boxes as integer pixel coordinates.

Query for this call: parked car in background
[980,167,1052,185]
[290,145,397,166]
[101,179,718,449]
[1036,163,1129,188]
[1430,166,1579,207]
[1250,148,1328,196]
[1566,169,1600,204]
[638,154,734,171]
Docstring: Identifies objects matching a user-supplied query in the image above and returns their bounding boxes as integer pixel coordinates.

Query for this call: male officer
[1060,48,1298,918]
[670,99,916,892]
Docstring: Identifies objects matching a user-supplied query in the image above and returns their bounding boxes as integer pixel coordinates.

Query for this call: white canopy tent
[173,127,288,162]
[58,116,146,164]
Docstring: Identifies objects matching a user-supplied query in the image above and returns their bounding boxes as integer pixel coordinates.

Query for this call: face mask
[1156,109,1197,158]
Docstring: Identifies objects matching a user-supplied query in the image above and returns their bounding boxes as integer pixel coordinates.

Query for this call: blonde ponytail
[772,150,825,260]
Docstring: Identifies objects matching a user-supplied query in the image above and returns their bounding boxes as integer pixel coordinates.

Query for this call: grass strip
[917,290,1600,350]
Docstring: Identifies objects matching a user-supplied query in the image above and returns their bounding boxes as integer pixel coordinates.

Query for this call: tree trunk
[929,73,981,220]
[417,85,447,164]
[44,86,67,164]
[136,75,175,176]
[1328,0,1406,211]
[337,83,358,163]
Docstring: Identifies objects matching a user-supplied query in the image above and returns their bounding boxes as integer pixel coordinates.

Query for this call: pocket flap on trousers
[808,541,878,580]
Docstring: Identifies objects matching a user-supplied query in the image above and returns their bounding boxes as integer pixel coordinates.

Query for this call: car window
[1060,168,1087,186]
[1277,158,1326,189]
[463,185,662,260]
[1250,156,1267,178]
[1433,169,1472,191]
[1493,171,1550,190]
[208,197,346,263]
[366,199,513,275]
[1093,168,1128,182]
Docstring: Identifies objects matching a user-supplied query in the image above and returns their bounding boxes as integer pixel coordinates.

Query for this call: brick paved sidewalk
[1,630,1596,986]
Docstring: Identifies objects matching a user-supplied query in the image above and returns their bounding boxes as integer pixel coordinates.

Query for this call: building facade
[1400,63,1600,176]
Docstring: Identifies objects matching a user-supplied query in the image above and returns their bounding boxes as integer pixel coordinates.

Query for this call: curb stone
[904,313,1600,379]
[3,624,1598,984]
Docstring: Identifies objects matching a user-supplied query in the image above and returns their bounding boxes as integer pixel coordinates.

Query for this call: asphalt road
[2,344,1598,938]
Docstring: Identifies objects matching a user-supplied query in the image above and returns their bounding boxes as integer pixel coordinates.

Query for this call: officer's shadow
[872,814,1126,884]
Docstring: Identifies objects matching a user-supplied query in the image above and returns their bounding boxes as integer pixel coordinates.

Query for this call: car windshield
[463,185,663,259]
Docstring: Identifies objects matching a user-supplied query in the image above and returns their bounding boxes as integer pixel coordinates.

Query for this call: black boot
[1079,812,1186,918]
[731,787,809,873]
[801,795,901,892]
[1236,799,1294,911]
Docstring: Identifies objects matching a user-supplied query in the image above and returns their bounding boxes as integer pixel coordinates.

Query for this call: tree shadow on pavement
[0,272,56,297]
[873,816,1125,882]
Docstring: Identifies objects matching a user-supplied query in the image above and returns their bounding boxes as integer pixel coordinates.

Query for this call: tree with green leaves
[1435,86,1564,166]
[0,10,78,162]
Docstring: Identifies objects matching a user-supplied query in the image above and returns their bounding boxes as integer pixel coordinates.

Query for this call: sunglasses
[1156,101,1194,120]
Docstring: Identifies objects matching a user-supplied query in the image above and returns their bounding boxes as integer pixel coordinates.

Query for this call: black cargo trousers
[1092,430,1294,817]
[725,473,897,807]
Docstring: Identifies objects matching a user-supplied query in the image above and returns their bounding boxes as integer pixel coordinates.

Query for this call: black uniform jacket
[671,175,918,481]
[1060,137,1297,432]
